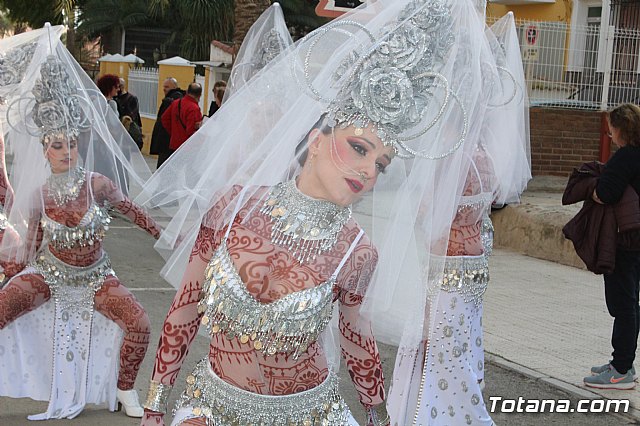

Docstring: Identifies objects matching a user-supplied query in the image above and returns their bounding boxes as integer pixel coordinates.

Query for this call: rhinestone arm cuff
[0,207,8,231]
[143,380,172,414]
[366,405,390,426]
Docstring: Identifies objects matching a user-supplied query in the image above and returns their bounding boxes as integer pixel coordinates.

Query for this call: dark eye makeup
[348,139,367,156]
[348,139,388,174]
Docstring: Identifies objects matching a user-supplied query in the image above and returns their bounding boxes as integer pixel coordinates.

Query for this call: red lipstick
[345,178,363,193]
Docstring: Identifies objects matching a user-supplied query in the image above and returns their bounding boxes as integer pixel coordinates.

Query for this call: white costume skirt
[171,358,359,425]
[389,254,493,426]
[0,250,123,420]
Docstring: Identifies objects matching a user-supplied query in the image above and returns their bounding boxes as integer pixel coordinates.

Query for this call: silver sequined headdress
[30,55,88,142]
[296,0,465,159]
[4,53,90,143]
[225,3,293,103]
[257,28,289,69]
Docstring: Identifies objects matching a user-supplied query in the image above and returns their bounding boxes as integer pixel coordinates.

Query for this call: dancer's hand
[140,410,164,426]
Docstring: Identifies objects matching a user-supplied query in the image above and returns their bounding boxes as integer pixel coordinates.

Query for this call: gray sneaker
[584,365,636,390]
[591,362,637,380]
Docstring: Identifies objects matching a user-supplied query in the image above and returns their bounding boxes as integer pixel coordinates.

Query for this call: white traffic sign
[522,47,539,61]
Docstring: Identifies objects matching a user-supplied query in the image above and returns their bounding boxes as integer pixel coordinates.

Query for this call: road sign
[525,24,539,46]
[316,0,365,18]
[522,47,539,61]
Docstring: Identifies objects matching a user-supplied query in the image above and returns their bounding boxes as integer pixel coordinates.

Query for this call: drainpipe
[597,0,612,71]
[600,112,612,163]
[598,0,614,110]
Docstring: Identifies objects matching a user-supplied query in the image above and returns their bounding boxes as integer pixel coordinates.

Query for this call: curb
[486,352,640,422]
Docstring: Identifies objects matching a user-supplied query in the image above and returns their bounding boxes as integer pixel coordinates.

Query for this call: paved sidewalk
[481,175,640,421]
[485,249,640,420]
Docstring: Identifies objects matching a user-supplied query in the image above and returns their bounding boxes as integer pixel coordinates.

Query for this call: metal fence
[127,67,159,118]
[487,17,640,110]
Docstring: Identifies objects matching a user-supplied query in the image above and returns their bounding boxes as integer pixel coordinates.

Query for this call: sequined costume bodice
[41,201,111,251]
[198,241,338,359]
[147,186,385,412]
[198,185,364,360]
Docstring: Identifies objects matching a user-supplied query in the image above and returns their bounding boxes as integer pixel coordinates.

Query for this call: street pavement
[1,197,639,425]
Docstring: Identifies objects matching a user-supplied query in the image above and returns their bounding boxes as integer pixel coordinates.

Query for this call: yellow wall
[98,61,130,81]
[487,0,572,22]
[141,116,156,156]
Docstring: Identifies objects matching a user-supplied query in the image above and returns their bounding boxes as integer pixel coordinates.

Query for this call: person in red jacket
[160,82,203,157]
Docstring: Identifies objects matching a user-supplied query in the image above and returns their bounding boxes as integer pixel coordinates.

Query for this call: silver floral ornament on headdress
[294,0,469,159]
[0,41,38,106]
[0,42,37,88]
[258,28,289,69]
[6,54,91,141]
[230,28,290,85]
[31,55,87,141]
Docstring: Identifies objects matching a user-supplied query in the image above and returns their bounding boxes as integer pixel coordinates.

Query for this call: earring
[308,151,317,166]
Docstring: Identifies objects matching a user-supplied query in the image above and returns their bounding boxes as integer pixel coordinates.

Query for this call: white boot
[116,388,144,418]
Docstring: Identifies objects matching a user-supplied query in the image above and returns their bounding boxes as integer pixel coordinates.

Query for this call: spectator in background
[122,116,144,150]
[584,103,640,390]
[96,74,120,114]
[208,80,227,117]
[161,82,203,160]
[116,77,142,129]
[96,74,129,192]
[212,86,226,116]
[150,78,184,169]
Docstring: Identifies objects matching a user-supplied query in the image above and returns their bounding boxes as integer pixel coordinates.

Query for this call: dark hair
[213,80,227,91]
[295,115,331,166]
[187,82,203,97]
[215,87,226,103]
[96,74,120,97]
[608,103,640,147]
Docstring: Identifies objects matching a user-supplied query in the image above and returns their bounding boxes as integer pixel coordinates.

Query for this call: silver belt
[174,358,349,425]
[439,255,489,306]
[31,247,113,311]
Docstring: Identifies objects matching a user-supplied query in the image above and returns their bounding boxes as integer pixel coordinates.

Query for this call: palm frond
[55,0,76,15]
[147,0,171,17]
[77,0,148,34]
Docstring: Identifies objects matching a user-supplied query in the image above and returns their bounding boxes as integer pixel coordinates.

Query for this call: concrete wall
[529,107,604,176]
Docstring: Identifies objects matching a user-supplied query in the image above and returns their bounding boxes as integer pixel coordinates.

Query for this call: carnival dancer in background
[221,2,292,103]
[386,9,531,425]
[0,24,160,420]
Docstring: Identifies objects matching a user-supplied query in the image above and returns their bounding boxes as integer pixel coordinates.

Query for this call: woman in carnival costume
[386,8,531,426]
[222,2,293,103]
[0,25,161,420]
[136,0,497,425]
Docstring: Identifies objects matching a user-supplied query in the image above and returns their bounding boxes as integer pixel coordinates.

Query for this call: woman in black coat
[585,103,640,390]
